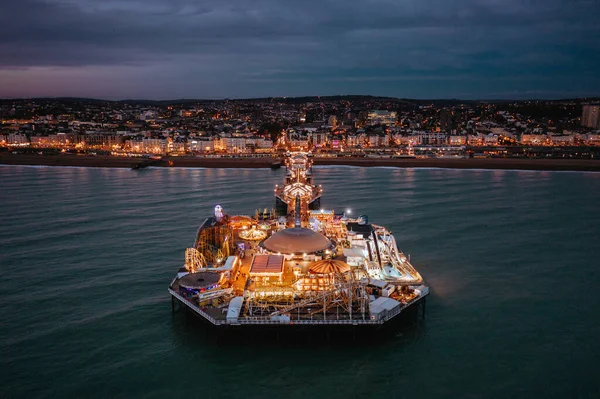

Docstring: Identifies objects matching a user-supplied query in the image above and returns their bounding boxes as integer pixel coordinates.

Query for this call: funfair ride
[169,152,428,326]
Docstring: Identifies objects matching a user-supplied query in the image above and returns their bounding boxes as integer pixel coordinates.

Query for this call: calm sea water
[1,165,600,398]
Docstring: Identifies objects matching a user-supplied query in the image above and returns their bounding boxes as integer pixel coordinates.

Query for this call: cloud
[0,0,598,98]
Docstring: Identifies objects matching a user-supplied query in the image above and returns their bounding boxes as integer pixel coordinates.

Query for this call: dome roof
[309,260,351,274]
[179,272,221,290]
[262,227,332,254]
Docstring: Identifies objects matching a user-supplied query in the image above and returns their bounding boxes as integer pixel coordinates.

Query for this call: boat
[270,160,282,169]
[168,152,428,327]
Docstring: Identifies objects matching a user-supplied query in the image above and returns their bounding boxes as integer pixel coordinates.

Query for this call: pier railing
[169,289,221,325]
[170,287,428,326]
[233,318,380,325]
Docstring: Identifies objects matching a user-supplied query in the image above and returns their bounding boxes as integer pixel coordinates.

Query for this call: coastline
[1,152,600,172]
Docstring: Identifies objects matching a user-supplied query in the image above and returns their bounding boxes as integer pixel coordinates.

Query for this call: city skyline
[1,0,599,100]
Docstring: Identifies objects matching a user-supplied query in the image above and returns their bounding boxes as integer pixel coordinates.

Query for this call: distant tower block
[582,104,600,129]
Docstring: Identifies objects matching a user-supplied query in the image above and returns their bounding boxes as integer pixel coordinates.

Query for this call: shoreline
[1,153,600,172]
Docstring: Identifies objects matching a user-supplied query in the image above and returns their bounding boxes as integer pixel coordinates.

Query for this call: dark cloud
[0,0,599,98]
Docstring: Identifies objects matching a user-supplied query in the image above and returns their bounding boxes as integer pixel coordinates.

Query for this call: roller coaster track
[268,281,367,317]
[185,247,207,272]
[377,233,423,282]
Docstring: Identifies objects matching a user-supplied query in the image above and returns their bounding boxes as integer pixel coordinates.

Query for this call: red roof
[250,255,284,274]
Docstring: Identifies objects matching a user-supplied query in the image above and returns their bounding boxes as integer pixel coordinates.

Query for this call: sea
[1,165,599,399]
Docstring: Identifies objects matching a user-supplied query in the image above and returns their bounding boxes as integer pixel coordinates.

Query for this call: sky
[1,0,599,100]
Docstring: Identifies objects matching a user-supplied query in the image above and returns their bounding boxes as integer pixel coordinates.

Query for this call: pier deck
[168,152,429,328]
[169,285,427,326]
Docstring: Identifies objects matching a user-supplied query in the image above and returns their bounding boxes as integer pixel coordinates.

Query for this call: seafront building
[2,97,599,158]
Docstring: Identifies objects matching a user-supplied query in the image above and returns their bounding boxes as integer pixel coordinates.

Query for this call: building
[367,134,389,147]
[189,139,216,153]
[289,139,310,149]
[520,134,548,145]
[394,135,416,146]
[246,138,273,149]
[126,138,167,153]
[548,135,575,145]
[3,133,29,145]
[219,137,247,152]
[415,132,448,145]
[368,110,397,126]
[143,138,167,153]
[330,138,342,150]
[449,135,467,146]
[169,139,187,153]
[309,131,328,148]
[30,133,78,147]
[346,134,360,147]
[582,104,600,129]
[83,133,123,148]
[483,134,499,145]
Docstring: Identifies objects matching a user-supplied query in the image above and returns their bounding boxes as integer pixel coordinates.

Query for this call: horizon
[2,94,600,103]
[1,0,599,100]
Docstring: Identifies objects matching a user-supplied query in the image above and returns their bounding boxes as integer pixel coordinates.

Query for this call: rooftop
[261,227,332,254]
[250,255,284,275]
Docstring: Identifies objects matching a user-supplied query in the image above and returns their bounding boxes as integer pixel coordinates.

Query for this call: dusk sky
[1,0,599,100]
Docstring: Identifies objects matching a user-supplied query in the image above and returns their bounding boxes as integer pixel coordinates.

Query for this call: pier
[169,152,429,329]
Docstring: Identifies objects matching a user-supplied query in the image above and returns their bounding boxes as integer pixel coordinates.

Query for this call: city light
[1,99,598,161]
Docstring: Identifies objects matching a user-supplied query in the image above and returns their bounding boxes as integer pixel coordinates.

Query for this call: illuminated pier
[169,152,428,327]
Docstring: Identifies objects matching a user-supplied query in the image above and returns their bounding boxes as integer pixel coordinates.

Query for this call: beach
[1,152,599,171]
